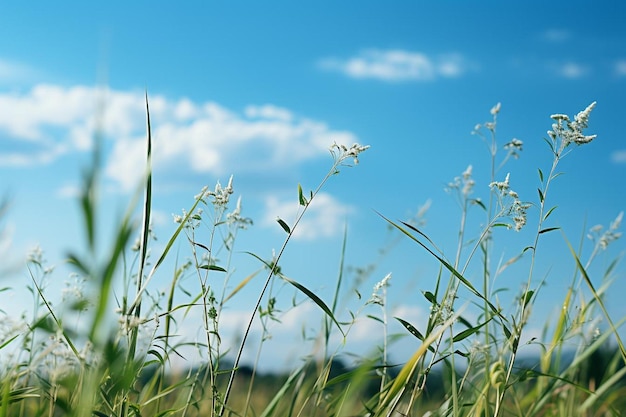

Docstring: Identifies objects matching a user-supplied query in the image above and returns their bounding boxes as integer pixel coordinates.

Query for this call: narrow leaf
[522,290,534,307]
[377,311,462,413]
[259,364,307,417]
[492,222,511,228]
[502,324,512,339]
[539,227,560,234]
[298,183,307,206]
[199,264,227,272]
[472,199,487,210]
[0,334,19,350]
[422,291,436,304]
[281,275,344,337]
[276,217,291,234]
[367,314,385,324]
[538,188,544,203]
[543,206,557,221]
[452,318,491,343]
[395,317,424,341]
[538,168,544,182]
[564,236,626,364]
[223,270,260,303]
[376,213,506,322]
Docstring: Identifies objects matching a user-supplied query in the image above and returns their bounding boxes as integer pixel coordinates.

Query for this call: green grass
[1,98,625,416]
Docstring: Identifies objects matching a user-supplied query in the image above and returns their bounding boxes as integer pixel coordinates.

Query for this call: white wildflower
[194,185,209,200]
[369,273,392,306]
[490,173,510,193]
[461,165,475,197]
[548,102,597,150]
[27,245,44,264]
[330,142,370,165]
[511,199,531,232]
[550,114,570,122]
[173,211,185,224]
[592,211,624,250]
[504,138,523,159]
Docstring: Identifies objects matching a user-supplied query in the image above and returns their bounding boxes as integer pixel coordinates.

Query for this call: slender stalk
[219,143,368,416]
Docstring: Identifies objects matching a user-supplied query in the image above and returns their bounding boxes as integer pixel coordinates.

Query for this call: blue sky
[1,2,625,370]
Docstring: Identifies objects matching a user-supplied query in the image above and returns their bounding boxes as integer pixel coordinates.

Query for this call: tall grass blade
[378,213,505,321]
[564,236,626,364]
[375,309,463,416]
[281,275,345,337]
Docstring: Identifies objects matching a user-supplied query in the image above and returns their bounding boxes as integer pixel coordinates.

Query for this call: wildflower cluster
[503,138,523,159]
[548,101,597,152]
[489,173,530,231]
[330,142,370,166]
[173,176,237,227]
[587,211,623,250]
[201,175,234,207]
[368,273,392,306]
[447,165,475,199]
[173,207,202,228]
[226,196,253,229]
[471,102,502,134]
[27,245,55,275]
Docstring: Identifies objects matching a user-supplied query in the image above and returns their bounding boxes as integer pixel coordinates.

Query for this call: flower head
[330,142,370,165]
[548,102,597,150]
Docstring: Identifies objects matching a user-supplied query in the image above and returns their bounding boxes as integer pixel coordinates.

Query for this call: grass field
[1,100,625,416]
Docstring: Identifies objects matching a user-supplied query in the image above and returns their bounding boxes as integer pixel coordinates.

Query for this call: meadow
[0,100,625,416]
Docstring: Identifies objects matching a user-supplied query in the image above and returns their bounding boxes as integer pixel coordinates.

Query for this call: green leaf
[539,227,560,234]
[565,236,626,364]
[276,217,291,234]
[199,264,227,272]
[457,315,472,329]
[395,317,424,341]
[452,318,491,343]
[376,214,506,322]
[538,188,544,203]
[502,323,512,339]
[223,270,260,303]
[522,290,534,307]
[422,291,436,304]
[298,183,308,206]
[259,363,307,417]
[542,137,555,153]
[0,334,19,350]
[543,206,557,221]
[280,275,344,337]
[472,199,487,210]
[367,314,385,324]
[538,168,544,182]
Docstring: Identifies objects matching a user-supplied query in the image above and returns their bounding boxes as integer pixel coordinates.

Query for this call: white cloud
[56,183,81,199]
[615,60,626,76]
[551,62,588,79]
[0,84,359,191]
[245,104,293,122]
[611,149,626,164]
[541,29,571,43]
[262,192,354,240]
[319,49,471,82]
[0,59,40,84]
